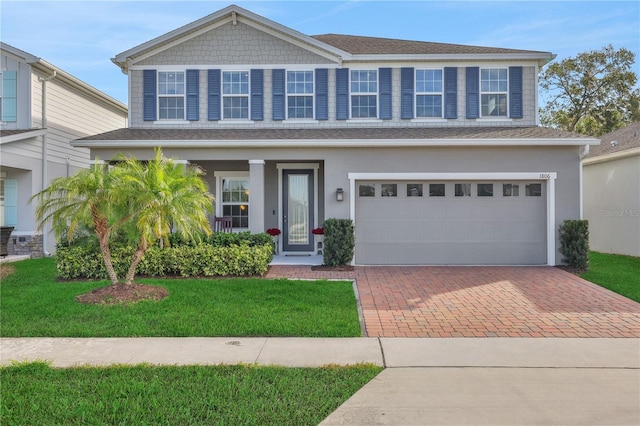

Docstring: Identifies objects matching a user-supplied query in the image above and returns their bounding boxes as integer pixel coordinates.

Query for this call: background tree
[539,45,639,136]
[115,149,214,284]
[32,162,127,285]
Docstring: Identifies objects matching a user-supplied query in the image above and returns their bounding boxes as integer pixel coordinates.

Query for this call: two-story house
[0,43,128,256]
[74,5,598,266]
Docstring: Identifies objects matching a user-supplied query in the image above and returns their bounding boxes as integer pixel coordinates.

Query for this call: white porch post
[249,160,265,234]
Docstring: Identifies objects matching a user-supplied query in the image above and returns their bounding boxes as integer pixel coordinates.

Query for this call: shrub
[56,234,273,279]
[559,219,589,270]
[323,219,355,266]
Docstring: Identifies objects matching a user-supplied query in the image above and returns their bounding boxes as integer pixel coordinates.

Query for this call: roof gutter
[72,138,600,149]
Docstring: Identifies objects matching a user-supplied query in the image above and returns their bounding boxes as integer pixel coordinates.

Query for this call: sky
[1,0,638,105]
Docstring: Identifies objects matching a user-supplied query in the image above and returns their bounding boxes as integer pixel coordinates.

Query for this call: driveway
[266,266,640,338]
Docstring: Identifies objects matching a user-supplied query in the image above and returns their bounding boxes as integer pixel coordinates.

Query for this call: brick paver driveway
[266,266,640,338]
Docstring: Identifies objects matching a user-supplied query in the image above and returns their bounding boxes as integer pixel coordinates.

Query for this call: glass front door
[283,169,314,252]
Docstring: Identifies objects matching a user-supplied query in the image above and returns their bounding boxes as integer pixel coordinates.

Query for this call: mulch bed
[310,265,355,272]
[76,283,169,305]
[555,265,586,276]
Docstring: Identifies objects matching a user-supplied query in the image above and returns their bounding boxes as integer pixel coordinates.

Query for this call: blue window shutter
[466,67,479,119]
[444,67,458,119]
[3,179,17,227]
[379,67,392,120]
[208,69,221,121]
[509,66,523,119]
[251,69,264,121]
[400,67,414,119]
[315,68,328,120]
[186,69,199,121]
[143,69,157,121]
[1,71,17,122]
[336,68,349,120]
[272,69,285,120]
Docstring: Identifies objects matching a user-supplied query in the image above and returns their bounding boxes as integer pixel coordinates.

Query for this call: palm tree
[32,162,127,285]
[115,149,213,284]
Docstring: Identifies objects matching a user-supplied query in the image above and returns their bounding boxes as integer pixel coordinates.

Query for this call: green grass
[1,362,382,425]
[580,251,640,302]
[0,258,361,337]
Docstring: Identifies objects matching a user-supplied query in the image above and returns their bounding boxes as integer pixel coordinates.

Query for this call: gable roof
[586,122,640,158]
[112,4,555,71]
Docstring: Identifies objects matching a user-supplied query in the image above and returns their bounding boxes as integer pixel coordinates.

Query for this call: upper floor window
[351,70,377,118]
[1,71,18,122]
[158,71,185,120]
[416,69,443,117]
[287,71,313,119]
[222,71,249,119]
[481,68,508,117]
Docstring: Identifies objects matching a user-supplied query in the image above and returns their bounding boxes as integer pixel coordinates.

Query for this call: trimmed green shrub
[323,219,355,266]
[559,219,589,270]
[56,234,273,279]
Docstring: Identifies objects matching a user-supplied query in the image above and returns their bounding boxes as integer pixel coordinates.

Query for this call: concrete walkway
[2,337,639,425]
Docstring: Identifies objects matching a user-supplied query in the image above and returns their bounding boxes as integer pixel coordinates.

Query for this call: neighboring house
[74,5,598,266]
[0,43,128,256]
[583,122,640,257]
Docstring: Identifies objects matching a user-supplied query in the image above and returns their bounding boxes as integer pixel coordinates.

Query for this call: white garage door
[355,180,547,265]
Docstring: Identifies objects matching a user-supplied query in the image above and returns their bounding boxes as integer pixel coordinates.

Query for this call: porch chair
[213,216,233,233]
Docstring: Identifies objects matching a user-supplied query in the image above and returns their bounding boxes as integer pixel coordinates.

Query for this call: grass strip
[1,258,361,337]
[580,251,640,302]
[2,362,382,425]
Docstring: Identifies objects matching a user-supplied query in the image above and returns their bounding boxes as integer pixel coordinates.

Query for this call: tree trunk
[92,209,119,285]
[125,239,148,285]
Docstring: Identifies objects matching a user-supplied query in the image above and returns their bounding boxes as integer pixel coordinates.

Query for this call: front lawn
[581,251,640,302]
[2,362,382,425]
[0,258,361,337]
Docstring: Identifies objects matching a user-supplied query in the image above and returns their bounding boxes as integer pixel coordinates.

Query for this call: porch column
[249,160,265,233]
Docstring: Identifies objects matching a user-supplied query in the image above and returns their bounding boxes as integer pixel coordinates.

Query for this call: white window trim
[480,67,509,118]
[214,171,250,230]
[350,69,378,120]
[286,69,315,120]
[415,68,444,118]
[157,70,186,121]
[348,172,557,266]
[222,70,251,121]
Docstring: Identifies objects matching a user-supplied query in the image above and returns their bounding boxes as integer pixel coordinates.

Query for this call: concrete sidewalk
[2,337,639,425]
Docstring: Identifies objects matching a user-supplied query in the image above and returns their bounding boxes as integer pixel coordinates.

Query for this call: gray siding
[137,21,335,66]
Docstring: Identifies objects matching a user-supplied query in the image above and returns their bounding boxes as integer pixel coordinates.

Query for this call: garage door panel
[355,180,546,265]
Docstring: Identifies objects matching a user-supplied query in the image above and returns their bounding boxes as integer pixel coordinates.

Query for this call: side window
[351,70,377,118]
[221,177,250,228]
[480,68,508,117]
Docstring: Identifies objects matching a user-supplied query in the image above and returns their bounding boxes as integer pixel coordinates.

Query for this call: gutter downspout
[38,70,56,256]
[579,144,590,220]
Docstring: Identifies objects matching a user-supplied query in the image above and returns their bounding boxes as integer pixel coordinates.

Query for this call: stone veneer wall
[7,234,44,258]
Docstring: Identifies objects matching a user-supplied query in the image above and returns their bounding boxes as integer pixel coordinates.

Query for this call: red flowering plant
[312,227,324,235]
[266,228,281,236]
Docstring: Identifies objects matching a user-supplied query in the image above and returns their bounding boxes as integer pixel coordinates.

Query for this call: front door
[282,169,314,252]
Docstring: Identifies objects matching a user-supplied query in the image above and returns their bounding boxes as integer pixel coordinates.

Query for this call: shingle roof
[76,126,590,142]
[311,34,550,56]
[0,129,44,137]
[586,122,640,158]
